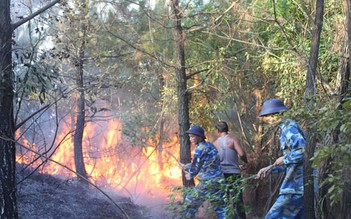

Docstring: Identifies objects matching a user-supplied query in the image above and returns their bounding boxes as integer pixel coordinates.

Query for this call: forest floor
[15,165,261,218]
[16,165,155,219]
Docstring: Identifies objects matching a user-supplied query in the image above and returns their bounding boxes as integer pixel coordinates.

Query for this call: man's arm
[280,125,305,165]
[231,136,248,163]
[213,138,219,150]
[186,144,206,178]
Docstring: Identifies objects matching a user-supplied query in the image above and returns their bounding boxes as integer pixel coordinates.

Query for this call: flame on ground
[16,118,182,205]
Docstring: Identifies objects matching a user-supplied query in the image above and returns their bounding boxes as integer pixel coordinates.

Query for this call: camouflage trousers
[265,194,304,219]
[183,180,226,219]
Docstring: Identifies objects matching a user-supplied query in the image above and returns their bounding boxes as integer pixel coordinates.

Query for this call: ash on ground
[16,166,153,219]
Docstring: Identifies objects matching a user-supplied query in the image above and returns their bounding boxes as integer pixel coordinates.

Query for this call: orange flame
[16,118,182,203]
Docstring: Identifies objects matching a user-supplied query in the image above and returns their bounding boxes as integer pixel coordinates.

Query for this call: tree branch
[272,0,304,58]
[15,104,50,131]
[100,20,176,69]
[12,0,61,30]
[186,68,209,80]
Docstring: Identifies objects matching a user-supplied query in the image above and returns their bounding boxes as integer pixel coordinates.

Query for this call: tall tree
[72,0,88,182]
[0,0,17,217]
[304,0,324,218]
[0,0,60,217]
[171,0,194,187]
[347,1,351,90]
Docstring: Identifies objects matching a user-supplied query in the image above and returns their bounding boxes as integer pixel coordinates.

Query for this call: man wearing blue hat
[255,98,305,219]
[180,125,226,218]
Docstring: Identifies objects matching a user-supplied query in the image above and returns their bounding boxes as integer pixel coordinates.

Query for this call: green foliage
[13,16,67,105]
[224,175,257,218]
[183,1,255,128]
[312,99,351,205]
[166,181,228,218]
[251,0,310,99]
[14,55,60,104]
[166,175,259,218]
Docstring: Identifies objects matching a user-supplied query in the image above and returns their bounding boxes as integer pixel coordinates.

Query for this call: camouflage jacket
[186,140,223,181]
[271,118,306,195]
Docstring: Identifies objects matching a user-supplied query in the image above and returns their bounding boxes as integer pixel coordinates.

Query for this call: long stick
[158,148,182,165]
[157,148,191,174]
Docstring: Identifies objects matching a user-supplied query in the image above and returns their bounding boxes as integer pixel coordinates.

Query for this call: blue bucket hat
[259,98,289,117]
[186,125,206,139]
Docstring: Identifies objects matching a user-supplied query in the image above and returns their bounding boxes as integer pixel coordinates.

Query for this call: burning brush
[157,148,190,174]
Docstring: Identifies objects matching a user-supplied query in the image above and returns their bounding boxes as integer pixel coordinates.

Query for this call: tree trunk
[73,3,88,182]
[171,0,194,187]
[304,1,324,218]
[157,73,165,170]
[0,0,18,217]
[73,66,88,182]
[345,0,351,100]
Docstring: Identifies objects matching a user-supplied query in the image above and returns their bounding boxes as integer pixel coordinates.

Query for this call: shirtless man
[214,121,248,219]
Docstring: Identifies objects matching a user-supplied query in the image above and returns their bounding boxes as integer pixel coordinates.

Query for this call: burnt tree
[0,0,17,217]
[171,0,194,187]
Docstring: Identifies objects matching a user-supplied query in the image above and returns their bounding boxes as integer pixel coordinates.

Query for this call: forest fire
[16,118,182,207]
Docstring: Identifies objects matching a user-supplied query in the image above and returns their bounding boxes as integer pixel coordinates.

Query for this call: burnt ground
[16,166,152,219]
[14,164,262,219]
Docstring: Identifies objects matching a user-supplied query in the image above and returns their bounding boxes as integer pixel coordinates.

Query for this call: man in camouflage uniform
[180,125,226,219]
[256,98,305,219]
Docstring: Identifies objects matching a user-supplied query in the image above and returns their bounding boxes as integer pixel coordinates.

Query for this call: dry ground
[16,166,149,219]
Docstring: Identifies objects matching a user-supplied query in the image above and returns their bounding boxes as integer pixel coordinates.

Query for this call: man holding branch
[180,125,226,219]
[256,98,305,219]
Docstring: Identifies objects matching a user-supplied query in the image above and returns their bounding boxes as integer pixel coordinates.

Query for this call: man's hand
[273,156,284,166]
[179,163,187,170]
[239,164,248,171]
[255,165,273,180]
[179,163,192,180]
[185,172,191,180]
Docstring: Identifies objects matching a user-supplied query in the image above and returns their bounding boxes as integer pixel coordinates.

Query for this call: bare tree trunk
[304,1,324,218]
[158,119,164,170]
[73,65,88,182]
[345,0,351,99]
[73,2,88,182]
[157,73,165,170]
[171,0,194,187]
[0,1,18,217]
